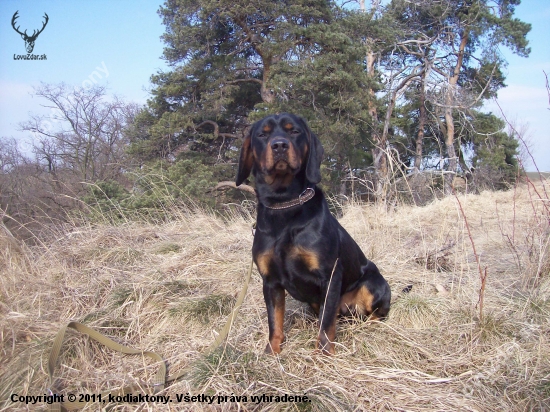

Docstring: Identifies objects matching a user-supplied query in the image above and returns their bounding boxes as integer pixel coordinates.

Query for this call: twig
[544,70,550,109]
[478,267,488,322]
[493,98,550,217]
[318,258,339,351]
[452,187,487,321]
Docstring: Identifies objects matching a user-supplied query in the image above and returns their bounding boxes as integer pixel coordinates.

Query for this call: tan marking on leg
[317,313,337,355]
[266,290,285,354]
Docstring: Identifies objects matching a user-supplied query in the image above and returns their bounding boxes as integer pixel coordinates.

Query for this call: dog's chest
[253,230,325,302]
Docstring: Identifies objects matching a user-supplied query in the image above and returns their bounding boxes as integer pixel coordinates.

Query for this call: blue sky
[0,1,167,109]
[1,0,549,170]
[483,0,550,172]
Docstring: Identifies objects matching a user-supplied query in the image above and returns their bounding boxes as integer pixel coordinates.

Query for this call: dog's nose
[270,138,289,154]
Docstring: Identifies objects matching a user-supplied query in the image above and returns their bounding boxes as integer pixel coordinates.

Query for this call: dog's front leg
[263,282,286,354]
[317,261,343,355]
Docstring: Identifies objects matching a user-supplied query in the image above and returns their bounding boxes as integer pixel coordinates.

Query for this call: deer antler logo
[11,11,49,54]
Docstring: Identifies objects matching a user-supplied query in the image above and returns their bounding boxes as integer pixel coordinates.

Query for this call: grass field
[1,182,549,411]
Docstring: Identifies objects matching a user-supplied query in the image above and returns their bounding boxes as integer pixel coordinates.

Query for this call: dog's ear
[305,128,324,185]
[236,132,253,186]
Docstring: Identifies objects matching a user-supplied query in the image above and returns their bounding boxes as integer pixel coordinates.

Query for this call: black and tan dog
[236,113,391,355]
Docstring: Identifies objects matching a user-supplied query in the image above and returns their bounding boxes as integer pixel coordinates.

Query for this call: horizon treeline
[0,0,532,238]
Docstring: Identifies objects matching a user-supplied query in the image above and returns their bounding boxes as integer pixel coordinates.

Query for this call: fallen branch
[211,181,255,194]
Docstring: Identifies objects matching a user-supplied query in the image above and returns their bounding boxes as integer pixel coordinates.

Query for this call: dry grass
[1,182,549,411]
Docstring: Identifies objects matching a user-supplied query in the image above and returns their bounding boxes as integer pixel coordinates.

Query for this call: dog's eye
[290,129,300,136]
[258,133,267,139]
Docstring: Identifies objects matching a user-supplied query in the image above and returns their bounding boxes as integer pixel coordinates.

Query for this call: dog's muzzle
[270,137,290,156]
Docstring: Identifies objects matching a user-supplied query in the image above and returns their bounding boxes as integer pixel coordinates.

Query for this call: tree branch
[211,181,255,194]
[195,120,237,139]
[226,78,263,86]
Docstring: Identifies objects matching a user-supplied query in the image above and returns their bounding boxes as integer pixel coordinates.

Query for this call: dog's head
[236,113,324,189]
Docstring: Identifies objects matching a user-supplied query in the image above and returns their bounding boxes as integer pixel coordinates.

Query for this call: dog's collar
[263,187,316,210]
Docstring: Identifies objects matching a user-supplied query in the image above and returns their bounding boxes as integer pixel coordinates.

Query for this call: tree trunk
[414,67,427,171]
[260,61,275,104]
[360,0,386,203]
[444,103,458,193]
[372,144,387,202]
[444,30,469,194]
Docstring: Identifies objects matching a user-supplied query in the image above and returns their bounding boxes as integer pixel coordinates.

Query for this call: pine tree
[129,0,531,204]
[430,0,530,193]
[129,0,333,162]
[129,0,386,194]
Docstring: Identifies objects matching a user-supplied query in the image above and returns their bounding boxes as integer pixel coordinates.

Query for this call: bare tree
[0,138,27,217]
[20,83,138,189]
[0,84,138,238]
